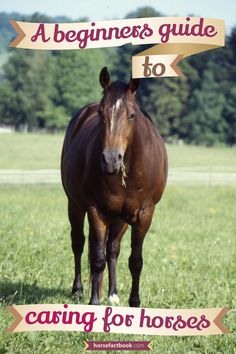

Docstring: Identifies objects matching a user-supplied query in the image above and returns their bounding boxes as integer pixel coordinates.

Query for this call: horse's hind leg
[106,218,128,305]
[68,200,86,300]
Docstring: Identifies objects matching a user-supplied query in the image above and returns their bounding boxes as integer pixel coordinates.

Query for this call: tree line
[0,7,235,145]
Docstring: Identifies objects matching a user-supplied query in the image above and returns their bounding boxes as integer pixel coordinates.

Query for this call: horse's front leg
[68,201,86,300]
[106,218,128,305]
[88,206,107,305]
[129,205,155,307]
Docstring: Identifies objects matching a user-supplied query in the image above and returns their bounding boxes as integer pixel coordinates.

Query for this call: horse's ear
[129,77,140,94]
[99,67,111,89]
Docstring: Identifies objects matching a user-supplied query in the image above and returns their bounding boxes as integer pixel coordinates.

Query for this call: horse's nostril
[118,154,123,161]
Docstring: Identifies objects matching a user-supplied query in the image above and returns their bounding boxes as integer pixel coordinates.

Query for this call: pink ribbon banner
[9,16,225,78]
[6,304,229,336]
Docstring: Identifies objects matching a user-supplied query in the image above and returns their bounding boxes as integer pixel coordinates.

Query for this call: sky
[1,0,235,32]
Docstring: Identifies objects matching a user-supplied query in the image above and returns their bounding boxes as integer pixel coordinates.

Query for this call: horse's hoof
[129,298,140,307]
[89,298,100,305]
[108,293,120,306]
[72,288,83,301]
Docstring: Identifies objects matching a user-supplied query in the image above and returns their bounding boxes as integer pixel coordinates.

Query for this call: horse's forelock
[104,81,129,107]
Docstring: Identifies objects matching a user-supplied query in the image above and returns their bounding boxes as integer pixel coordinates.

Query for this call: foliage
[181,69,227,145]
[0,50,56,129]
[0,9,236,144]
[51,49,108,125]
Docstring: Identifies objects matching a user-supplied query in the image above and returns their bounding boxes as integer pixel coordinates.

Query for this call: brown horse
[61,67,168,306]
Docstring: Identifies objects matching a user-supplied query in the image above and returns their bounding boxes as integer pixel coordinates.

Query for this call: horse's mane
[136,99,155,126]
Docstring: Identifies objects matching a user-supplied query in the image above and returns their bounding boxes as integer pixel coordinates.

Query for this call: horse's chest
[98,191,142,224]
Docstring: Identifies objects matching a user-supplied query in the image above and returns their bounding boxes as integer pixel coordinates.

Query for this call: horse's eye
[129,112,135,120]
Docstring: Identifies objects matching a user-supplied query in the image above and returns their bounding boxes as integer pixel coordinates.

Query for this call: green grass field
[0,133,64,170]
[0,185,236,353]
[0,132,236,170]
[0,133,236,353]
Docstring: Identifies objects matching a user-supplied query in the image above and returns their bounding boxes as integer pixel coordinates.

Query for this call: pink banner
[84,341,152,351]
[6,304,229,336]
[9,17,225,78]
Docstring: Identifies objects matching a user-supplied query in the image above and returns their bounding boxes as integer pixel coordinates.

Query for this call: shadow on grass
[0,281,71,305]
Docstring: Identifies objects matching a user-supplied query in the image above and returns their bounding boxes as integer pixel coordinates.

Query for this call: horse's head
[98,67,139,174]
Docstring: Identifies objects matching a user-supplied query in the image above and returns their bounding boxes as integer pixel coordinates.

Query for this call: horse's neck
[126,113,151,168]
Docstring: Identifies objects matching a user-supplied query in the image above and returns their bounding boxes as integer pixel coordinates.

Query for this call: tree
[0,49,56,129]
[181,69,227,145]
[0,8,235,144]
[52,48,107,118]
[223,86,236,145]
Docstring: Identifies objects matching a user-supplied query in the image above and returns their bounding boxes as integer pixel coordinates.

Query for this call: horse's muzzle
[101,149,123,174]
